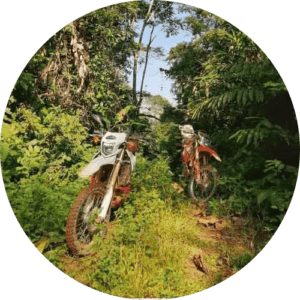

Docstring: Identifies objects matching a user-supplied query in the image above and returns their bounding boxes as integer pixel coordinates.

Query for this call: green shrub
[1,105,93,242]
[230,252,255,271]
[6,174,87,242]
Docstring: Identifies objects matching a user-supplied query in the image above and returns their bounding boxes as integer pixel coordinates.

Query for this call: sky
[128,8,193,106]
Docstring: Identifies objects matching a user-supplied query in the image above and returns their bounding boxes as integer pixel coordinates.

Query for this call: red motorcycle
[179,125,221,203]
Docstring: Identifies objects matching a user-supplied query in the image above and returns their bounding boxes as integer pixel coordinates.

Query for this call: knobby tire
[65,183,108,257]
[188,165,218,204]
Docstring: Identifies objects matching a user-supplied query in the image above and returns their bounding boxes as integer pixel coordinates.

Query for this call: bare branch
[139,113,161,121]
[132,0,155,106]
[138,24,156,108]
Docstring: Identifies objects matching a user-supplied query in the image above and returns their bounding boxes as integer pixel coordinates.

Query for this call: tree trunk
[138,24,156,109]
[132,0,155,107]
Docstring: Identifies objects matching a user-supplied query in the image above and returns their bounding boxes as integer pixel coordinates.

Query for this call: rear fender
[198,145,221,162]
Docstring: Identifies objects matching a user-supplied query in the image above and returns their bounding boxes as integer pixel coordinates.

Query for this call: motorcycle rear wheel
[66,183,110,256]
[188,165,218,204]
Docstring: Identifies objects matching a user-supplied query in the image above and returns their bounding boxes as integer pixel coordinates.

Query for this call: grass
[91,205,215,297]
[42,156,257,298]
[54,202,253,298]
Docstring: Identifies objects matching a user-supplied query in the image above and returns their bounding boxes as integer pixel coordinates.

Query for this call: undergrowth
[59,154,252,298]
[85,155,216,297]
[2,113,297,297]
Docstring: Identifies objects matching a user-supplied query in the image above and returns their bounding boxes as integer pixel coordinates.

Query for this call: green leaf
[20,80,28,91]
[255,90,260,102]
[222,94,227,106]
[236,131,245,143]
[247,130,253,145]
[0,142,10,161]
[237,90,243,104]
[257,190,271,204]
[35,239,49,253]
[1,123,11,140]
[215,95,221,108]
[242,89,248,105]
[253,131,259,146]
[229,130,241,140]
[249,89,254,101]
[255,90,263,103]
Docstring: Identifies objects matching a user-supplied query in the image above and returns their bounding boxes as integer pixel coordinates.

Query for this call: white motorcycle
[66,115,141,256]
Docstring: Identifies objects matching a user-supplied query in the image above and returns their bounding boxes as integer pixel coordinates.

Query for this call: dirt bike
[65,115,142,256]
[179,125,221,203]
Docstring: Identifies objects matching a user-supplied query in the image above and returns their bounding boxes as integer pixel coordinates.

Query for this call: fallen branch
[197,220,222,229]
[192,255,209,274]
[139,113,161,121]
[193,212,205,217]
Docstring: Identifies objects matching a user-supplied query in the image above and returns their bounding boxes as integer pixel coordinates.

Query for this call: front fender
[79,155,117,178]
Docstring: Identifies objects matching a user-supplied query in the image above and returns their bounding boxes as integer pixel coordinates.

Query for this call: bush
[1,105,93,242]
[6,175,87,242]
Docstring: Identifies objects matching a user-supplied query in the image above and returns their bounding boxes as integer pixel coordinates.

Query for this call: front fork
[96,148,125,223]
[200,155,208,185]
[195,153,208,183]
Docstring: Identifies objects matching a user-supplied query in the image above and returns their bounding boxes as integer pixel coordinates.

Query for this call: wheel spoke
[77,194,105,241]
[190,166,217,202]
[77,225,88,241]
[66,183,111,256]
[76,220,84,228]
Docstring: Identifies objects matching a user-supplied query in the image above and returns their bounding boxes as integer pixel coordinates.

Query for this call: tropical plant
[164,8,299,230]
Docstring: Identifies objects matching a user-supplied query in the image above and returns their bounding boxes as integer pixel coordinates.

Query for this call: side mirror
[91,114,104,127]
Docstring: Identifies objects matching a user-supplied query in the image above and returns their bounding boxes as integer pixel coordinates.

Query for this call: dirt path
[56,205,253,297]
[187,207,251,282]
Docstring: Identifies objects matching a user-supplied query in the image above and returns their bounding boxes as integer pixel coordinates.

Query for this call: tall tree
[132,0,183,114]
[9,2,139,126]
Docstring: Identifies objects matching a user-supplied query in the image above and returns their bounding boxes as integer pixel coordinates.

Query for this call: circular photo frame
[1,1,299,300]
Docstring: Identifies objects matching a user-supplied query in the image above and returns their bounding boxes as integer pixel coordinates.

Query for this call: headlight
[204,138,211,147]
[199,134,211,147]
[102,142,115,155]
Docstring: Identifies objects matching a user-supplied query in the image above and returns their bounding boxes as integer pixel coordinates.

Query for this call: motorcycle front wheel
[188,165,218,204]
[66,183,110,256]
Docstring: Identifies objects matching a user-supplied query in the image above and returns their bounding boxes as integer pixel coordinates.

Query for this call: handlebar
[128,135,153,142]
[89,131,104,138]
[89,131,153,143]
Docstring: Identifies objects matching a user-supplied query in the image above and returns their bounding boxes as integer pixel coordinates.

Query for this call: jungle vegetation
[0,1,298,298]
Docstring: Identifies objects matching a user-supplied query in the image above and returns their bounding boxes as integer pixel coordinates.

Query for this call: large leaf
[237,90,243,104]
[257,190,272,204]
[242,89,248,106]
[34,239,49,253]
[249,89,254,101]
